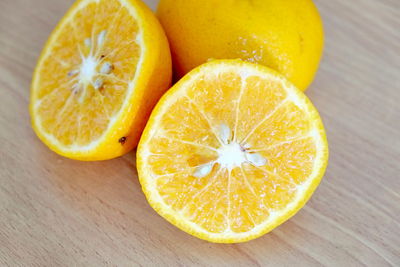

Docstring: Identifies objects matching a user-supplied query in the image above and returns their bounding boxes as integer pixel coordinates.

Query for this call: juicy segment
[33,0,141,147]
[140,62,326,238]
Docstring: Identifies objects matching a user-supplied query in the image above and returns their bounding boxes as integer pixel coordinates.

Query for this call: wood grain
[0,0,399,265]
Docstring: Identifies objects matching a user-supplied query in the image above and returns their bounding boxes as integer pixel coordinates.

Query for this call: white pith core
[217,142,247,170]
[80,56,98,84]
[67,30,114,102]
[193,124,267,178]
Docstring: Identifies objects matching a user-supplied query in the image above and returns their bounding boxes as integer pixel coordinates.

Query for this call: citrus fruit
[137,60,328,243]
[30,0,172,160]
[157,0,324,90]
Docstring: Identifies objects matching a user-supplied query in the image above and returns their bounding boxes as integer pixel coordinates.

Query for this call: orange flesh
[145,70,317,234]
[34,0,141,147]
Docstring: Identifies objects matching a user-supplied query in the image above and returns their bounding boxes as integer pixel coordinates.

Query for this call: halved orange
[137,60,328,243]
[30,0,171,160]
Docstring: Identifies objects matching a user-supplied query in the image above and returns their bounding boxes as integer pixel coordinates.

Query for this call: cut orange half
[137,60,328,243]
[30,0,171,160]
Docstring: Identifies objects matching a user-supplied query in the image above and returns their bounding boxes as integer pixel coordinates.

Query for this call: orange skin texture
[158,0,324,90]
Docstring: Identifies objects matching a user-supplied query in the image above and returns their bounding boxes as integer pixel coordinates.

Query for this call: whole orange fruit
[158,0,324,90]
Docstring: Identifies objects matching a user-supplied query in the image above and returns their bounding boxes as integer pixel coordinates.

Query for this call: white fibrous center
[80,56,97,84]
[66,30,114,101]
[217,142,247,170]
[193,124,268,178]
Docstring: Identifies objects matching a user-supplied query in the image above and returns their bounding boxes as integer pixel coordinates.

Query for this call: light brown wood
[0,0,399,265]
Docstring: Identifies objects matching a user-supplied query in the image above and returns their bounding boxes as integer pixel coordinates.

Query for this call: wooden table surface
[1,0,399,266]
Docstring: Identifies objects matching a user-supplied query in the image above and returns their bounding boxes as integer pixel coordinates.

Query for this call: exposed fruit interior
[33,0,141,147]
[143,67,319,234]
